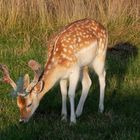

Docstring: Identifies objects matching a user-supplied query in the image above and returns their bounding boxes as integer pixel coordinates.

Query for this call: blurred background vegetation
[0,0,139,46]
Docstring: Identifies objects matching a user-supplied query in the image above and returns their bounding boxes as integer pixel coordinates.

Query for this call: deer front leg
[68,67,80,124]
[76,67,91,117]
[60,79,68,121]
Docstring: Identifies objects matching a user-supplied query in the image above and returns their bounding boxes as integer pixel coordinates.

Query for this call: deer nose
[19,119,24,124]
[19,118,28,124]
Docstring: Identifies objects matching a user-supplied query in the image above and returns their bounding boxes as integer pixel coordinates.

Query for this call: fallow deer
[0,18,108,123]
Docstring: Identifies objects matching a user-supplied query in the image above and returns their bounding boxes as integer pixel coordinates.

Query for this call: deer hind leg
[92,54,106,113]
[68,67,80,124]
[60,79,68,121]
[76,66,91,117]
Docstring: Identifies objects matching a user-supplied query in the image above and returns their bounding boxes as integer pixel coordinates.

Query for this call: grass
[0,34,140,140]
[0,0,140,139]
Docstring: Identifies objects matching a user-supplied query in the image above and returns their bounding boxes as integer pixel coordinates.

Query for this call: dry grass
[0,0,139,47]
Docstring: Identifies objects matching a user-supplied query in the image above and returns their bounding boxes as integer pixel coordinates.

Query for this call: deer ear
[24,74,30,89]
[34,81,44,93]
[17,96,26,109]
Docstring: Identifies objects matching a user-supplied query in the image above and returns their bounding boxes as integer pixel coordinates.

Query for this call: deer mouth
[19,118,29,124]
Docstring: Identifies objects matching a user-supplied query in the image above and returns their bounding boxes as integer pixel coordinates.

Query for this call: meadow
[0,0,140,139]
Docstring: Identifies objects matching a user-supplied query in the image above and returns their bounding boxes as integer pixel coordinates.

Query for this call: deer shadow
[103,42,139,114]
[106,42,138,95]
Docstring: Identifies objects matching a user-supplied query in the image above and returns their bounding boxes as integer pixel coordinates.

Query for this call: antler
[0,64,17,90]
[0,64,25,97]
[0,61,42,96]
[0,64,24,96]
[25,60,42,92]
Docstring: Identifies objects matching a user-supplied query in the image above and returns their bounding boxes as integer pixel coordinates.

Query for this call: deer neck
[38,65,64,100]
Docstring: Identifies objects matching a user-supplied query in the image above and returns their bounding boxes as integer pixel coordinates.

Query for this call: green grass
[0,33,140,140]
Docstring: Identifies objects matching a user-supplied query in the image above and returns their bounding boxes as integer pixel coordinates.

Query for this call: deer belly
[75,42,97,67]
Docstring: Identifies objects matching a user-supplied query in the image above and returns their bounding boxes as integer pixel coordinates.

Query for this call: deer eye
[26,102,32,108]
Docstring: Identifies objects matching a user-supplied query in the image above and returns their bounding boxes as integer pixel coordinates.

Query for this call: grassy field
[0,0,140,140]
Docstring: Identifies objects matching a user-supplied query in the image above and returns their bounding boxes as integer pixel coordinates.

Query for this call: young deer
[0,18,108,123]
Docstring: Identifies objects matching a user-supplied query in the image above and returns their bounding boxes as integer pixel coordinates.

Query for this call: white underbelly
[75,42,97,67]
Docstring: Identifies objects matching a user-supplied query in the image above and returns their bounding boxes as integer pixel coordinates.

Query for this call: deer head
[0,60,44,123]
